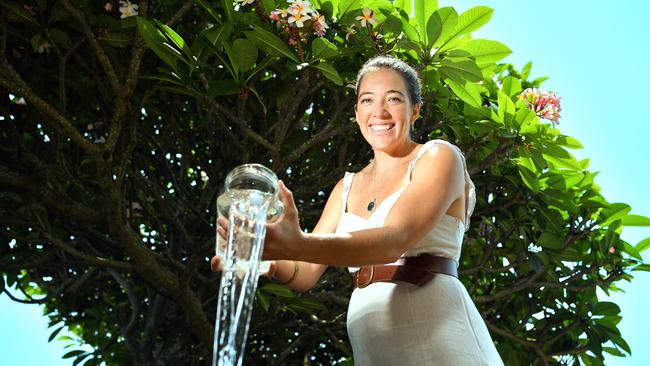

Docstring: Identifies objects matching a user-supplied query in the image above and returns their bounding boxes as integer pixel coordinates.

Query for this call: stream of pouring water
[212,189,271,366]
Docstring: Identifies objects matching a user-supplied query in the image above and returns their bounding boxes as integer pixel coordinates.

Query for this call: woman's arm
[264,143,466,266]
[264,178,345,292]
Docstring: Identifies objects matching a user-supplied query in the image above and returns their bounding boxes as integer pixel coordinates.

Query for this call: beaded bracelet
[276,261,299,285]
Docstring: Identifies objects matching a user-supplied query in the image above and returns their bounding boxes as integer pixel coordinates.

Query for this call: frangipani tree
[1,0,648,365]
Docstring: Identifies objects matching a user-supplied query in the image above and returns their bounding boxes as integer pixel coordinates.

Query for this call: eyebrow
[358,90,406,98]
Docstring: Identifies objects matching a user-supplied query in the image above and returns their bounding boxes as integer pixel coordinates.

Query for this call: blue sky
[2,0,650,364]
[443,0,650,364]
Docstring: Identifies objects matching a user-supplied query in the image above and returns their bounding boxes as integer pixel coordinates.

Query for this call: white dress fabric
[336,140,503,366]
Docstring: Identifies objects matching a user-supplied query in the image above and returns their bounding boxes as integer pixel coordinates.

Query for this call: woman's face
[355,68,420,152]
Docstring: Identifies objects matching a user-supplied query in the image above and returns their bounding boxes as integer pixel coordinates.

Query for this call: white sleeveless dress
[336,140,503,366]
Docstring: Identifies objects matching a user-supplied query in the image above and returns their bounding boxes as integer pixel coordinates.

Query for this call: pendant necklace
[367,161,376,212]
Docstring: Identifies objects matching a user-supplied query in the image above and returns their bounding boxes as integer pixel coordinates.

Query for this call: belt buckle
[356,266,374,288]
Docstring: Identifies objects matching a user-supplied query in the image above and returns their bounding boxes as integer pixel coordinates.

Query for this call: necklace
[367,161,376,212]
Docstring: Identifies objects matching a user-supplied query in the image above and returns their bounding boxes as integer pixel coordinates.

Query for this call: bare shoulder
[313,177,345,233]
[413,141,464,175]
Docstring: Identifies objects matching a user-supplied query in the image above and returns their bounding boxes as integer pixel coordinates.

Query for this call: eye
[359,97,373,105]
[386,96,403,104]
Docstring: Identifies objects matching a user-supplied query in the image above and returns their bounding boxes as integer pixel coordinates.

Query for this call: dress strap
[407,139,476,232]
[407,140,443,182]
[341,171,355,213]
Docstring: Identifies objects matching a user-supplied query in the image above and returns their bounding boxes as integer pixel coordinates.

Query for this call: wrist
[288,231,309,261]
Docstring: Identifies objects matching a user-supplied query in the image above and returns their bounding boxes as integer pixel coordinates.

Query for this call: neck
[371,140,418,172]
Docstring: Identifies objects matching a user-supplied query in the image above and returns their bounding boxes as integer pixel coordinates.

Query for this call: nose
[372,99,389,117]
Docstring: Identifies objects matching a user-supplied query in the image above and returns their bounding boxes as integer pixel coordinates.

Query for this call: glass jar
[215,163,283,274]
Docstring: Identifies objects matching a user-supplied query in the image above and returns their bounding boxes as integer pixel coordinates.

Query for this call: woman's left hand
[263,180,305,261]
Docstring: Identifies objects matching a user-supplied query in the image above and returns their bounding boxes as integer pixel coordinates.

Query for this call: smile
[369,123,395,131]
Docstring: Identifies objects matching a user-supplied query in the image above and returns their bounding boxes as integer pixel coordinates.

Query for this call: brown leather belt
[353,254,458,289]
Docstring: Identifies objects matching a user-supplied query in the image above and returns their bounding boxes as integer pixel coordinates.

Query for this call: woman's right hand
[211,207,279,277]
[210,255,278,278]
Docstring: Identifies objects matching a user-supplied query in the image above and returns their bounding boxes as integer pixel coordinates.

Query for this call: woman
[213,56,503,365]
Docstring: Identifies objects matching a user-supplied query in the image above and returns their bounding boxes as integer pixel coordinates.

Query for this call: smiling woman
[213,55,503,365]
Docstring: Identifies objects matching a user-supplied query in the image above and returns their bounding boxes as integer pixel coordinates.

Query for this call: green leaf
[413,0,438,46]
[72,353,91,366]
[425,11,443,49]
[83,356,101,366]
[339,0,363,17]
[610,333,632,354]
[502,76,522,98]
[395,0,411,16]
[514,108,537,131]
[636,237,650,253]
[439,6,493,51]
[623,242,643,261]
[221,0,236,21]
[100,31,133,48]
[49,28,72,49]
[232,38,258,72]
[413,0,442,48]
[621,214,650,226]
[538,231,563,249]
[456,39,511,64]
[0,1,37,24]
[244,26,298,62]
[633,263,650,272]
[63,350,86,359]
[555,135,583,149]
[196,0,223,22]
[601,203,632,227]
[312,61,343,85]
[517,165,539,193]
[259,283,295,298]
[445,78,482,108]
[311,37,338,61]
[30,33,44,53]
[136,17,181,73]
[48,326,64,342]
[603,347,626,357]
[593,302,621,316]
[155,20,193,60]
[497,91,515,126]
[431,7,458,48]
[521,62,532,80]
[439,58,483,83]
[194,23,231,63]
[256,291,270,312]
[261,0,277,14]
[541,145,582,170]
[400,15,420,43]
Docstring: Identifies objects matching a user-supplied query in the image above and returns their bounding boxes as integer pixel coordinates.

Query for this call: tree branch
[61,0,121,95]
[0,60,100,156]
[197,92,276,151]
[42,232,133,272]
[473,267,545,303]
[108,268,144,365]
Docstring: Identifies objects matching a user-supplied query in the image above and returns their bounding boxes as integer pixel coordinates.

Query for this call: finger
[217,216,229,230]
[217,226,228,242]
[262,260,278,278]
[278,180,297,218]
[210,256,223,272]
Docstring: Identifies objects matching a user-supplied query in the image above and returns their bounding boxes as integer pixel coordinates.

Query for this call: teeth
[370,124,393,131]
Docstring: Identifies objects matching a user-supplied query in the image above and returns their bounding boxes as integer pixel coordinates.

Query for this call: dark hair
[355,56,423,105]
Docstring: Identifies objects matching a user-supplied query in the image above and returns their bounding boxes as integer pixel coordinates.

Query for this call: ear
[410,103,421,123]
